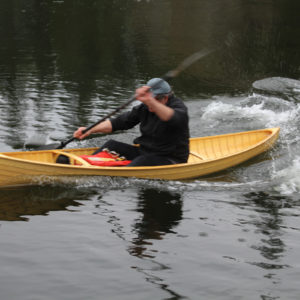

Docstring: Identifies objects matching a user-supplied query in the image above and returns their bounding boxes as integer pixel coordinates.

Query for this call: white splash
[201,100,298,129]
[272,156,300,195]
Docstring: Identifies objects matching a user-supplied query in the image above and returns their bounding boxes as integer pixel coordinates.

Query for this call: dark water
[1,1,300,299]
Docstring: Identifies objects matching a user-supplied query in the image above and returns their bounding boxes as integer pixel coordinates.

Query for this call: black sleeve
[165,100,189,127]
[110,104,142,131]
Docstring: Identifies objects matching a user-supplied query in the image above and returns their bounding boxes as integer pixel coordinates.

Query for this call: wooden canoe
[0,128,280,187]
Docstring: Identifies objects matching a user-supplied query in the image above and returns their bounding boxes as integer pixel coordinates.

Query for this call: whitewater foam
[201,100,298,129]
[272,156,300,195]
[25,94,300,197]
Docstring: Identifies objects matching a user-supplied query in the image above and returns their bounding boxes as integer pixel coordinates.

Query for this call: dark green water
[1,1,300,299]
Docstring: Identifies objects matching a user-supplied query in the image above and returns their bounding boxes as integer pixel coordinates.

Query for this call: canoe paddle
[32,48,214,150]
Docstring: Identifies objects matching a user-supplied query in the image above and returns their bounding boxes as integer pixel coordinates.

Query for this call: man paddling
[73,78,190,166]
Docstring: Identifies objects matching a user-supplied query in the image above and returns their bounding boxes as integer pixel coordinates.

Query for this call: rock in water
[252,77,300,100]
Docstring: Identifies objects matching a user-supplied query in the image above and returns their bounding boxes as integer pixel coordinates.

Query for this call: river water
[0,1,300,299]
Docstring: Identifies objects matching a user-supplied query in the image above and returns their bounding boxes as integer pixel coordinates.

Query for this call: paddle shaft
[56,48,214,149]
[58,95,136,149]
[58,75,176,148]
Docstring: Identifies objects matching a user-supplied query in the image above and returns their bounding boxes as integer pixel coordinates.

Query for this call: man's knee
[93,139,118,155]
[101,139,119,150]
[93,139,140,160]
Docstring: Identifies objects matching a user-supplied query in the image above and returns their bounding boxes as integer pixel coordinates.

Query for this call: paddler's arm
[135,86,174,121]
[73,119,112,140]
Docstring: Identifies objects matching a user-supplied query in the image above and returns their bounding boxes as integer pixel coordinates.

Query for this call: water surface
[0,1,300,299]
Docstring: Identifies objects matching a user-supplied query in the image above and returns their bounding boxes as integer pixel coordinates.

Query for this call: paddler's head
[146,78,172,103]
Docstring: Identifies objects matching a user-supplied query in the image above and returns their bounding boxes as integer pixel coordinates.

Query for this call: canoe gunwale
[0,128,280,186]
[0,128,280,171]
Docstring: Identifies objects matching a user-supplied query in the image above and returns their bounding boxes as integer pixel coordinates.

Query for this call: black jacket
[110,95,190,163]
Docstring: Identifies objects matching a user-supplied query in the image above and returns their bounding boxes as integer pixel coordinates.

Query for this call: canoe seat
[52,150,92,166]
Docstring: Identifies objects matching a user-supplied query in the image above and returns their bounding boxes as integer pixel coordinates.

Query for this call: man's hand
[73,120,113,140]
[135,86,156,106]
[135,85,174,121]
[74,127,89,140]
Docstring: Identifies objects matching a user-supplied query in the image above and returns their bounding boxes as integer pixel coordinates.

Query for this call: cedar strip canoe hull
[0,128,280,187]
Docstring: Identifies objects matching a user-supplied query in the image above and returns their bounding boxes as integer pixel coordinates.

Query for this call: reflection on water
[0,0,300,150]
[127,187,184,300]
[129,188,182,258]
[243,192,290,277]
[1,1,300,299]
[0,180,300,299]
[0,186,87,221]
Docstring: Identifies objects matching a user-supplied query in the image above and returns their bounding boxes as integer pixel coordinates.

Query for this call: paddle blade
[25,133,49,148]
[164,48,215,80]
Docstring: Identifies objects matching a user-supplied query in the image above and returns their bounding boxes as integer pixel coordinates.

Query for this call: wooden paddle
[32,48,214,150]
